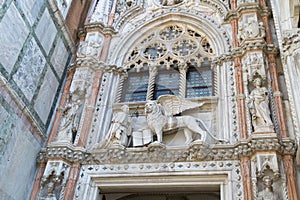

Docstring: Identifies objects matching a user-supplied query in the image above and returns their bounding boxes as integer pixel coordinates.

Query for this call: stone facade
[1,0,300,199]
[0,0,90,199]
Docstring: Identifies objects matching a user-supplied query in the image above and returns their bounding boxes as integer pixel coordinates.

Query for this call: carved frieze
[38,136,296,165]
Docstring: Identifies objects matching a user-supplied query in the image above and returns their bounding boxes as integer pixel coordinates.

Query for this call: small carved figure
[159,0,183,6]
[107,105,132,146]
[145,95,227,145]
[248,78,273,132]
[258,22,266,38]
[56,92,84,143]
[257,176,279,200]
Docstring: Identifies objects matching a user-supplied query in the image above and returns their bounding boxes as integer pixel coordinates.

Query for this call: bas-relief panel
[35,8,57,54]
[50,37,70,78]
[16,0,44,25]
[34,67,59,124]
[13,38,46,101]
[0,2,29,73]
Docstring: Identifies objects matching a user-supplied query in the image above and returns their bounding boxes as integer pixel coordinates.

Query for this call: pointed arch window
[120,25,215,102]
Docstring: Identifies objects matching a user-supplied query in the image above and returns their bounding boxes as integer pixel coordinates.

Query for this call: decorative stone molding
[74,160,242,199]
[225,4,270,22]
[38,136,296,165]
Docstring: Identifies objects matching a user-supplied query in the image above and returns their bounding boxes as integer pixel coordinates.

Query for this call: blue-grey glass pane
[154,71,180,99]
[123,74,148,102]
[187,68,212,98]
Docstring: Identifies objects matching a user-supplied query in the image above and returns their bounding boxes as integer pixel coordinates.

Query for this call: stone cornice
[38,135,296,165]
[78,23,118,37]
[225,4,270,22]
[212,41,278,65]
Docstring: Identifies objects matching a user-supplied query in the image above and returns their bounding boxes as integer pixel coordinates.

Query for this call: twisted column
[115,72,127,103]
[146,65,157,100]
[178,64,188,98]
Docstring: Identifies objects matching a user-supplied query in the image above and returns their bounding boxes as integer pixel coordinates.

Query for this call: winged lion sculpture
[145,95,227,145]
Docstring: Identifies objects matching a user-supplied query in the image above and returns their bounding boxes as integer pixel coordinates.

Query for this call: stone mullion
[178,64,188,98]
[146,66,157,100]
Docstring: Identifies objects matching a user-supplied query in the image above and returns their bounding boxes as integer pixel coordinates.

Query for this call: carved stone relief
[242,52,267,82]
[76,32,103,67]
[247,77,274,133]
[156,0,184,6]
[237,0,257,6]
[117,0,138,15]
[252,154,287,200]
[55,69,93,144]
[39,161,70,200]
[90,0,111,24]
[238,15,266,43]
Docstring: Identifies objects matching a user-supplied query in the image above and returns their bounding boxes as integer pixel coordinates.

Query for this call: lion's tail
[196,119,229,144]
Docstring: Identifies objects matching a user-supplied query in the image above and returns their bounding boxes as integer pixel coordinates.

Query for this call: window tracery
[121,24,215,102]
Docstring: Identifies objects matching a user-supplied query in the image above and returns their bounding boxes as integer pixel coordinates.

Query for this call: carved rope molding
[39,136,296,165]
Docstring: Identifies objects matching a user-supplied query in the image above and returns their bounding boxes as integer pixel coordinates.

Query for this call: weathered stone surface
[0,106,16,161]
[0,3,29,73]
[0,103,41,200]
[0,127,40,200]
[35,9,57,54]
[13,38,46,101]
[51,37,70,78]
[34,67,59,123]
[16,0,44,25]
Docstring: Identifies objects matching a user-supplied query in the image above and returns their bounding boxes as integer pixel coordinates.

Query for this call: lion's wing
[157,95,204,116]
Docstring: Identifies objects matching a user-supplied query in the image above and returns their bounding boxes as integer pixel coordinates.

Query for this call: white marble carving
[39,161,70,200]
[257,176,279,200]
[156,0,184,6]
[248,78,274,132]
[145,95,226,145]
[90,0,110,24]
[106,105,132,147]
[238,15,265,43]
[243,52,267,81]
[56,87,86,143]
[76,32,103,67]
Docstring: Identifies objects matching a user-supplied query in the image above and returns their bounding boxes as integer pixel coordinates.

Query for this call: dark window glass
[153,70,180,99]
[122,72,149,102]
[186,66,213,98]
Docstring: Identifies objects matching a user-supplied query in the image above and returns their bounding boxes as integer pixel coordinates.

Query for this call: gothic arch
[109,13,231,66]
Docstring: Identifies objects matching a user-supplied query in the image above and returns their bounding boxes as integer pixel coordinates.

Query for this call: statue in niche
[158,0,183,6]
[145,95,227,145]
[248,77,274,132]
[257,176,279,200]
[107,105,132,146]
[56,89,85,143]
